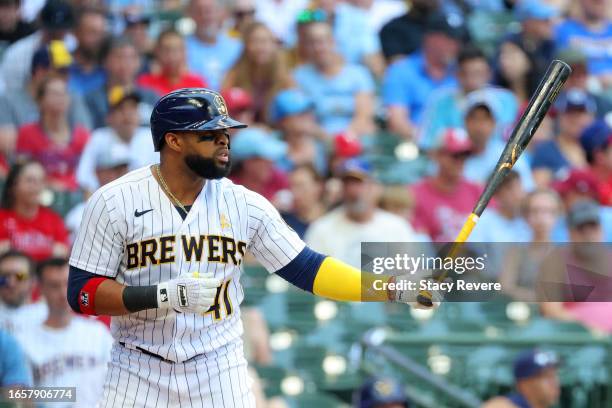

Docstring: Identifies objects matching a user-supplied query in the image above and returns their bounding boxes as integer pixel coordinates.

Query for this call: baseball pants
[98,340,255,407]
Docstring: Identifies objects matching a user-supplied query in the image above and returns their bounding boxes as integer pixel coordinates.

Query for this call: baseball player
[67,88,432,407]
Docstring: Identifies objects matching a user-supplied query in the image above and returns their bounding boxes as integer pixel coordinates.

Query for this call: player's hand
[156,272,221,314]
[389,273,446,310]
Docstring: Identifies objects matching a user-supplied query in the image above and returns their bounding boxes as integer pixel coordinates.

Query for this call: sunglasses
[234,9,255,19]
[297,9,327,25]
[449,151,471,161]
[0,270,29,286]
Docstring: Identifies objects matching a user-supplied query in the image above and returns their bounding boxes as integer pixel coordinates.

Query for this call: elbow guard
[67,265,108,315]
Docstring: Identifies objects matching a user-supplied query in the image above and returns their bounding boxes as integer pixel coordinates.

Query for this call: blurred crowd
[0,0,611,406]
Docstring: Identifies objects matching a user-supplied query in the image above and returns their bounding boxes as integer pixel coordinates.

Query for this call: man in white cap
[66,141,130,242]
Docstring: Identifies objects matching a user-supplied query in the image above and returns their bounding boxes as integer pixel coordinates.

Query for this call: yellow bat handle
[416,213,480,306]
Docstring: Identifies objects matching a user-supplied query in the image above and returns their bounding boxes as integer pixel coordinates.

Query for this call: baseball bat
[416,59,572,307]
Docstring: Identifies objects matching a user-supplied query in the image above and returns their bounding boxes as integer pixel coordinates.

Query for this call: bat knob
[416,293,433,308]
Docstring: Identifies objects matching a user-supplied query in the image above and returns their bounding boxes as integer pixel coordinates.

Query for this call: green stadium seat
[288,392,347,408]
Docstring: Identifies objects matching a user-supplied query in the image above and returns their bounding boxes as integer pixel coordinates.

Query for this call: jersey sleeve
[246,191,306,273]
[69,189,124,277]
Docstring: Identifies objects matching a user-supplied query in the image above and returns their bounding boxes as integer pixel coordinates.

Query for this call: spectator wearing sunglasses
[411,128,482,242]
[0,250,48,337]
[227,0,257,38]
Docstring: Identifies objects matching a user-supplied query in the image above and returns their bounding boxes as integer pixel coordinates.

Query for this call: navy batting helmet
[150,88,247,151]
[354,377,410,408]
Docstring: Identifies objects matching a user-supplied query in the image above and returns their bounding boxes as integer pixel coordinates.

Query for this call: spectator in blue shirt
[315,0,385,78]
[469,171,531,243]
[270,89,328,175]
[0,329,33,391]
[294,21,375,137]
[469,171,531,279]
[463,95,535,191]
[531,89,595,186]
[419,44,518,150]
[185,0,242,91]
[68,7,108,95]
[555,0,612,84]
[382,15,459,140]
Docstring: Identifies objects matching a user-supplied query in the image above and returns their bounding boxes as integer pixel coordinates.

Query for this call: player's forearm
[312,257,390,302]
[94,280,130,315]
[68,265,159,316]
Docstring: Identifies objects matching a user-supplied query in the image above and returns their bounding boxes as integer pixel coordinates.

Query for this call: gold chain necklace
[154,164,189,217]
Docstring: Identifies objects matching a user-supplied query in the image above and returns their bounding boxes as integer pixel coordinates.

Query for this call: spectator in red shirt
[412,128,482,241]
[0,160,69,261]
[16,75,89,191]
[137,28,208,97]
[580,119,612,206]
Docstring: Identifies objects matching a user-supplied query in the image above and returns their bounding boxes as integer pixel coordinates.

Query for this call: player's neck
[156,161,205,206]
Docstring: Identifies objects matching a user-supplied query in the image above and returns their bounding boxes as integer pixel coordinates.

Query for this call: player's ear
[164,132,183,153]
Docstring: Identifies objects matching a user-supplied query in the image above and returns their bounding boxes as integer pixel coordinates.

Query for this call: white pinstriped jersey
[69,166,305,363]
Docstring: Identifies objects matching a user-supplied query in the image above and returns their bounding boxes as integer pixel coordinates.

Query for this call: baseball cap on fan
[230,128,287,162]
[437,128,474,154]
[107,85,141,111]
[31,41,72,73]
[555,89,596,114]
[514,349,559,380]
[339,158,372,181]
[464,91,499,121]
[580,119,611,161]
[94,142,130,170]
[270,89,314,123]
[553,169,599,200]
[567,200,601,228]
[40,0,76,31]
[514,0,559,21]
[221,87,253,116]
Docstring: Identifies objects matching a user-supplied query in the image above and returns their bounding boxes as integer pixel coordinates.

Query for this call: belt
[119,342,175,363]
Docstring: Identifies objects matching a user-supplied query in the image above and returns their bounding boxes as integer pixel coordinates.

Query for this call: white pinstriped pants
[98,341,255,408]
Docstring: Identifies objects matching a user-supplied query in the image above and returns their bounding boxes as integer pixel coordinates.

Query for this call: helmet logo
[214,94,228,115]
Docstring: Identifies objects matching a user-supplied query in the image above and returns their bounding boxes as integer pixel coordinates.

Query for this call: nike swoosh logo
[134,209,153,217]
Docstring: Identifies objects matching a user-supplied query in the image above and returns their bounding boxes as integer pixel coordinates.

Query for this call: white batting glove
[156,272,221,314]
[390,273,446,310]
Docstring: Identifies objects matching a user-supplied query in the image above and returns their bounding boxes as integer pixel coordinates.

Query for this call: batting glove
[156,272,221,314]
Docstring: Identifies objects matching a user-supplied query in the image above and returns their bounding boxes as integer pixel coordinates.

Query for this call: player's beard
[184,154,231,179]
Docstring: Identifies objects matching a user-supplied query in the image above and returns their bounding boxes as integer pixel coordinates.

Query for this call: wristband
[122,285,159,313]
